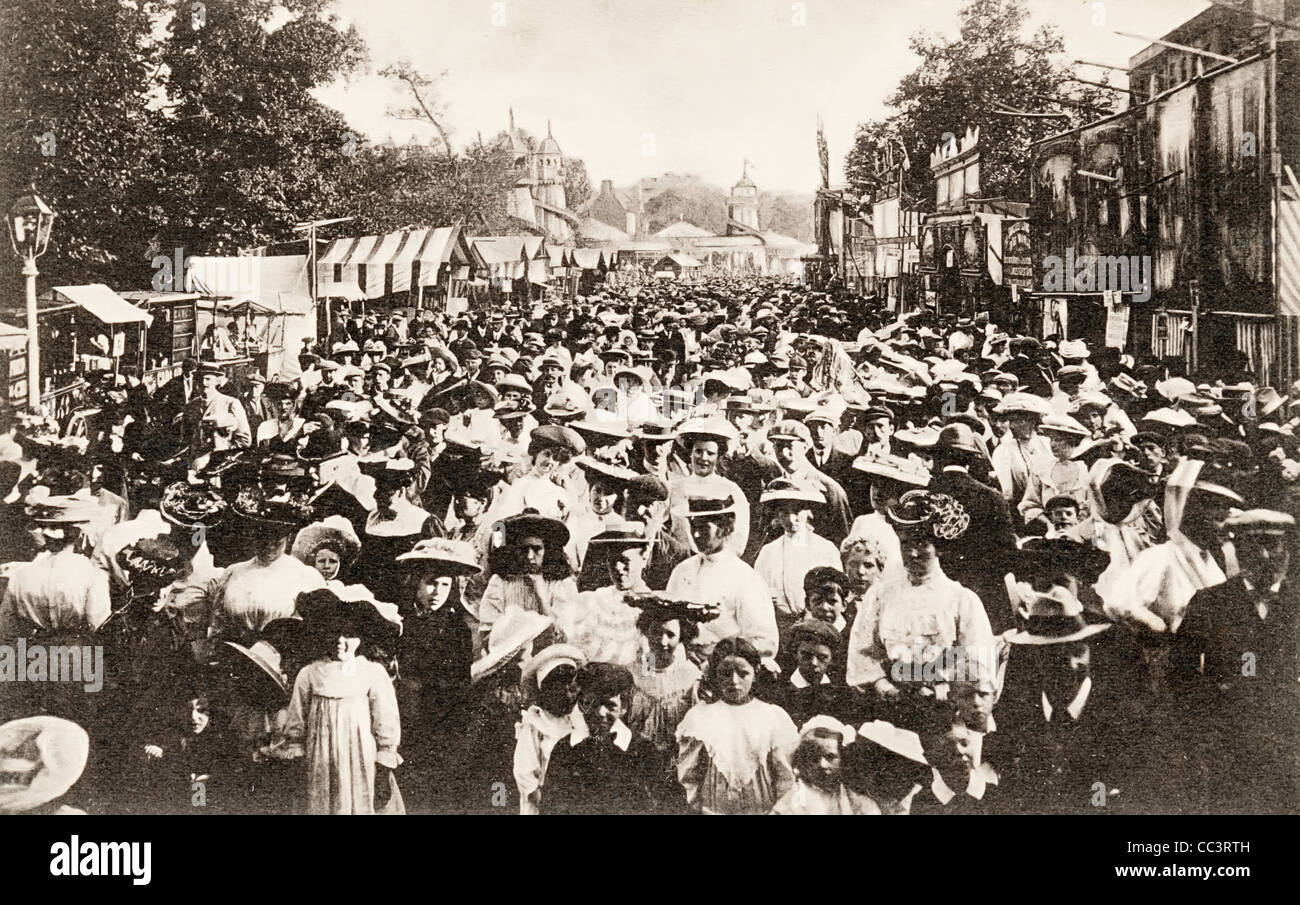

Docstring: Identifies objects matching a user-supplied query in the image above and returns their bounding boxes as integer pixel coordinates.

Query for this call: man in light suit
[188,363,251,452]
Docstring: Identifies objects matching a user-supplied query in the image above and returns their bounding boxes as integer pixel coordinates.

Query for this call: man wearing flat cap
[767,419,851,545]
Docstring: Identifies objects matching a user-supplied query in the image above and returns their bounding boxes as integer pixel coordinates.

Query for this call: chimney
[601,179,614,194]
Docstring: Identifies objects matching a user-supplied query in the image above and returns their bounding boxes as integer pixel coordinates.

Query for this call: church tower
[726,162,760,235]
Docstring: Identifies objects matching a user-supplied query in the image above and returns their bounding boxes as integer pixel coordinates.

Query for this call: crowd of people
[0,274,1296,816]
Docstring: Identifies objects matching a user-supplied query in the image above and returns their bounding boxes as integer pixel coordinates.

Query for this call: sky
[314,0,1210,194]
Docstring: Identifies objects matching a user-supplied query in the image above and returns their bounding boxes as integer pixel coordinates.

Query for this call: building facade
[1027,5,1299,383]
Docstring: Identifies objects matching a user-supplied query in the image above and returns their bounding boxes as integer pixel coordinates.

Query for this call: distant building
[596,165,813,275]
[503,110,578,242]
[1128,0,1298,100]
[726,165,760,235]
[586,179,639,237]
[1027,0,1300,384]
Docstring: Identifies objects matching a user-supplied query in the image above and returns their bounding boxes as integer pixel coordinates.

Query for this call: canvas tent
[186,255,314,377]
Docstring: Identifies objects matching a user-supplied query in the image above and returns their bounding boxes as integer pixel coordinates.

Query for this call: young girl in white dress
[675,636,798,814]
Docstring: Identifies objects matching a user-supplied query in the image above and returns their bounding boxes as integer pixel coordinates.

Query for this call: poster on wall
[1104,290,1130,349]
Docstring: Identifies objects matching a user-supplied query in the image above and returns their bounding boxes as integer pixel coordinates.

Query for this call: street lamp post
[7,190,56,412]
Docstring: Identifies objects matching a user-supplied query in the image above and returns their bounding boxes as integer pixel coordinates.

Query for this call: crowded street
[0,271,1296,816]
[0,0,1296,829]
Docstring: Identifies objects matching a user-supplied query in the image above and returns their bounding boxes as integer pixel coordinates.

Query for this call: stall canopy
[572,248,607,270]
[316,225,469,299]
[472,237,530,279]
[0,321,26,353]
[52,284,154,326]
[666,253,703,268]
[185,255,315,377]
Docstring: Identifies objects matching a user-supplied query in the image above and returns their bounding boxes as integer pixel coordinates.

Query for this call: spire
[547,119,553,139]
[509,106,515,133]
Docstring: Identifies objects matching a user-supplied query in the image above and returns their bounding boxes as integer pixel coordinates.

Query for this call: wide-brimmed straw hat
[759,478,825,506]
[994,392,1052,418]
[221,639,292,703]
[520,643,587,691]
[574,456,639,486]
[852,453,930,487]
[676,416,739,449]
[291,515,361,567]
[295,587,400,651]
[1004,583,1111,646]
[471,609,555,684]
[0,716,90,813]
[395,537,481,576]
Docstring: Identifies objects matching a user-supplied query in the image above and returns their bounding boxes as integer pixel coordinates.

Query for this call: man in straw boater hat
[989,392,1054,510]
[664,495,778,667]
[1169,509,1300,814]
[1017,413,1092,528]
[983,559,1150,814]
[669,416,751,557]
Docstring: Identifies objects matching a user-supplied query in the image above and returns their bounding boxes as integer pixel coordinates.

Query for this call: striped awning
[316,226,465,298]
[316,235,376,299]
[1279,180,1300,317]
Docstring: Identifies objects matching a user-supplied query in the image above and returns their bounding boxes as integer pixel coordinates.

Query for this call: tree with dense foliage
[0,0,164,288]
[155,0,367,258]
[844,0,1115,206]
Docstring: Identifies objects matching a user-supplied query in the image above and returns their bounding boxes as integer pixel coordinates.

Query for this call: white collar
[790,668,830,688]
[1042,675,1092,722]
[930,760,997,804]
[569,718,632,751]
[1240,576,1283,594]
